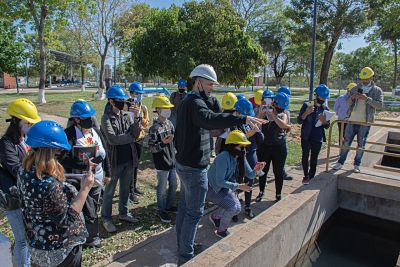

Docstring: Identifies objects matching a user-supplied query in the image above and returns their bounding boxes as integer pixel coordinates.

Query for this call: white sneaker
[332,162,343,170]
[354,166,360,173]
[119,214,139,223]
[103,220,117,233]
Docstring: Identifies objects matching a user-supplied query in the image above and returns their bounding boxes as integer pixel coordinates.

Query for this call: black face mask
[114,101,125,111]
[178,89,185,94]
[230,147,246,157]
[274,106,284,114]
[79,118,93,129]
[316,98,325,105]
[55,150,67,160]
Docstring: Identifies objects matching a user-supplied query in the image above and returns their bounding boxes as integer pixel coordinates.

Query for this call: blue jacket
[208,151,256,193]
[297,102,330,143]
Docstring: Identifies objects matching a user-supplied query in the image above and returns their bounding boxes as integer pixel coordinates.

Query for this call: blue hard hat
[70,100,96,118]
[262,89,275,99]
[107,85,129,100]
[234,98,255,117]
[236,94,246,101]
[178,79,187,87]
[314,84,330,99]
[129,82,145,94]
[274,92,290,110]
[26,120,71,151]
[278,86,291,97]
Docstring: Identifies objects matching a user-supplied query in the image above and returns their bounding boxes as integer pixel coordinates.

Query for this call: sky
[143,0,369,54]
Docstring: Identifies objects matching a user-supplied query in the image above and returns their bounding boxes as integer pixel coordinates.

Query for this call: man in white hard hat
[175,64,266,265]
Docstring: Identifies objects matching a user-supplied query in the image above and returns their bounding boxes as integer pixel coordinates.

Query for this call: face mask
[362,85,372,94]
[80,118,93,129]
[55,150,66,160]
[198,80,209,100]
[316,98,325,105]
[178,89,185,94]
[160,109,171,119]
[230,147,246,157]
[114,101,125,111]
[20,123,31,136]
[264,98,273,105]
[273,104,284,113]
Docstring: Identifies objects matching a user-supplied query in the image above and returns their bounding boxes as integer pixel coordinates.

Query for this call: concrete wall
[184,173,339,267]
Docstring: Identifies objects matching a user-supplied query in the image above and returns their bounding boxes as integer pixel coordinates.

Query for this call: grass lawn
[0,88,397,266]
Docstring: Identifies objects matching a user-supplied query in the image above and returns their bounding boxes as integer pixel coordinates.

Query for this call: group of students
[0,64,382,266]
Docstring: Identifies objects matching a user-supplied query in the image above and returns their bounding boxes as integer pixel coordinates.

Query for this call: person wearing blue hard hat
[254,89,274,117]
[170,79,188,127]
[297,84,331,185]
[18,120,94,266]
[127,82,150,204]
[58,100,111,248]
[277,86,291,97]
[256,92,291,203]
[101,85,141,233]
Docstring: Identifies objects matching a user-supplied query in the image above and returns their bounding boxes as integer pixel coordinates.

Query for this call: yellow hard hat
[346,83,357,90]
[225,130,251,146]
[254,90,264,105]
[359,67,374,79]
[6,98,41,124]
[152,95,174,109]
[221,92,238,110]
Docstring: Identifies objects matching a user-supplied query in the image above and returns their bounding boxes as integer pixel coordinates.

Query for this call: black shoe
[165,206,178,213]
[215,229,230,238]
[129,193,139,204]
[209,214,220,228]
[159,212,172,223]
[256,192,264,202]
[134,188,144,195]
[194,242,203,255]
[84,237,102,248]
[284,174,293,181]
[275,194,281,202]
[245,207,255,219]
[232,215,239,222]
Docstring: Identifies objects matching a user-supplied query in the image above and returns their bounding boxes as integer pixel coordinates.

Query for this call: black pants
[130,142,143,193]
[57,245,82,267]
[258,144,287,196]
[301,139,322,179]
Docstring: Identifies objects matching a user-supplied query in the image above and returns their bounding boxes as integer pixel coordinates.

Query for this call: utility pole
[113,45,117,84]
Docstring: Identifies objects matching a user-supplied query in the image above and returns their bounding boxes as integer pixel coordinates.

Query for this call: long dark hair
[3,117,22,144]
[225,144,245,184]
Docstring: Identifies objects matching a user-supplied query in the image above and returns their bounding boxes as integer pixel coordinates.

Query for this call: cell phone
[358,88,363,94]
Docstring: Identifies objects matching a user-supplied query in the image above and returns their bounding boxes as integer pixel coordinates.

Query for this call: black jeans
[130,142,143,193]
[301,139,322,179]
[57,245,82,267]
[258,144,287,196]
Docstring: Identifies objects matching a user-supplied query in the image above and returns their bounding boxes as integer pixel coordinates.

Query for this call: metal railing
[325,118,400,172]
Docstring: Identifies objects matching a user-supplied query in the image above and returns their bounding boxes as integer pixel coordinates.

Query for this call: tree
[285,0,368,86]
[0,19,24,76]
[83,0,128,100]
[367,0,400,89]
[129,0,265,86]
[2,0,81,104]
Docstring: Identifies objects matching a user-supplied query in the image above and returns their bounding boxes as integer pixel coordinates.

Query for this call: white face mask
[264,98,273,106]
[160,109,171,119]
[20,122,31,136]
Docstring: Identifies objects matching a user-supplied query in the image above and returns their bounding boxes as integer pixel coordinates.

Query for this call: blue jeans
[5,209,30,267]
[175,162,208,264]
[156,168,177,212]
[101,162,134,220]
[338,123,371,166]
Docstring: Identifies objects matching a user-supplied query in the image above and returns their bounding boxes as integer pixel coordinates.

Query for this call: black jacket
[175,92,246,168]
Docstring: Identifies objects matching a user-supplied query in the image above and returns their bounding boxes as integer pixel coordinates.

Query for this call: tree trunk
[80,63,85,92]
[393,38,398,89]
[319,38,338,85]
[95,54,107,100]
[38,28,47,104]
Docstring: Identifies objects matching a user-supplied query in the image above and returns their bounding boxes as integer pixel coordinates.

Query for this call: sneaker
[354,165,360,173]
[245,207,255,219]
[284,174,293,181]
[255,192,264,202]
[103,220,117,233]
[209,214,220,228]
[159,212,172,223]
[134,188,144,195]
[332,162,343,170]
[119,214,139,223]
[215,229,230,238]
[275,194,281,202]
[231,215,239,222]
[84,237,102,248]
[165,206,178,213]
[129,193,139,204]
[302,176,310,185]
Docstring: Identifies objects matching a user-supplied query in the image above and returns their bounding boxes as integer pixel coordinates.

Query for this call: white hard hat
[189,64,219,84]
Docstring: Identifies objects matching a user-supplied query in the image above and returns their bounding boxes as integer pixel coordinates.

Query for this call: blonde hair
[23,148,66,182]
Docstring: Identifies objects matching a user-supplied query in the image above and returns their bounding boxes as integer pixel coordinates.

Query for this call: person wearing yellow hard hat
[334,82,357,140]
[0,98,41,266]
[207,130,265,238]
[248,89,263,108]
[148,96,177,224]
[332,67,383,173]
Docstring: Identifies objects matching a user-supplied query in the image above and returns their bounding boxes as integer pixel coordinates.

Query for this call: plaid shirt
[148,118,175,170]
